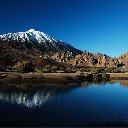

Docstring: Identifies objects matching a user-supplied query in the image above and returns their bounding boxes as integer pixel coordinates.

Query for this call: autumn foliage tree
[13,61,35,73]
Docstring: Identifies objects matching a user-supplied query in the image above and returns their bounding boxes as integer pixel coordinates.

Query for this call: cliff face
[51,51,121,68]
[117,53,128,66]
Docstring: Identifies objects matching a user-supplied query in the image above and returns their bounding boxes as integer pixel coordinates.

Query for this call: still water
[0,80,128,126]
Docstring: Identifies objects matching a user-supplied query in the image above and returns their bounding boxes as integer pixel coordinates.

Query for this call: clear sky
[0,0,128,57]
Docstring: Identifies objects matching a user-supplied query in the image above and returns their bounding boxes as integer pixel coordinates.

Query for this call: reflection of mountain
[117,80,128,87]
[110,80,128,87]
[0,83,79,108]
[0,90,54,108]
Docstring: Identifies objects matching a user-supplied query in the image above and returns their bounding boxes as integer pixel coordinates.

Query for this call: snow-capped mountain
[0,29,61,43]
[0,29,82,54]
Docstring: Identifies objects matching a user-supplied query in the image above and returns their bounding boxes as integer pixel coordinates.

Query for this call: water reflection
[0,82,79,108]
[0,81,118,108]
[0,81,128,126]
[81,81,107,86]
[0,91,53,108]
[110,80,128,87]
[0,80,128,109]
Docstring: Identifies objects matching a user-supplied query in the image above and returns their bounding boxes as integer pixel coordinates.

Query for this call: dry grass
[0,72,82,84]
[108,73,128,79]
[1,72,128,82]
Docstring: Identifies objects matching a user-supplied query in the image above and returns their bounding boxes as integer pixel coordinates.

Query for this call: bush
[90,67,104,74]
[50,66,58,73]
[79,68,86,72]
[65,68,76,73]
[13,61,35,73]
[42,65,51,73]
[102,72,110,81]
[105,67,116,73]
[76,71,84,76]
[38,65,58,73]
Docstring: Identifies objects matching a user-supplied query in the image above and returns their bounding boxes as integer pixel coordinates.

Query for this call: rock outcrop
[0,29,128,70]
[51,50,120,68]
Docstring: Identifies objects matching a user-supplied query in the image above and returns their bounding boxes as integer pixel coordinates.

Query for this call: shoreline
[0,72,85,84]
[109,73,128,80]
[0,72,128,83]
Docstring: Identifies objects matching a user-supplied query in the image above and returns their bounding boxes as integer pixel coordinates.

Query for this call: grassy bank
[109,73,128,80]
[0,72,86,84]
[0,71,111,84]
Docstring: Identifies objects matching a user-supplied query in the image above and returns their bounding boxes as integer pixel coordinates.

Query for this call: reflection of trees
[82,80,128,87]
[81,81,106,87]
[0,83,79,108]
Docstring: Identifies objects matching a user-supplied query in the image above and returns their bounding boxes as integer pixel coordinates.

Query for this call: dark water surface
[0,80,128,126]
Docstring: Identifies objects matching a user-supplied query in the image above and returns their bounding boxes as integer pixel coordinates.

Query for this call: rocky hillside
[51,51,120,68]
[0,29,82,54]
[0,29,128,70]
[50,51,128,72]
[0,29,82,69]
[117,53,128,66]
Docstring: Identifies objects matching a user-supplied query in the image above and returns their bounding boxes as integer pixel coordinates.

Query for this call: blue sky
[0,0,128,57]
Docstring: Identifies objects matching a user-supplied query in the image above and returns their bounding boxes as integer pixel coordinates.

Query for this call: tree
[13,61,35,73]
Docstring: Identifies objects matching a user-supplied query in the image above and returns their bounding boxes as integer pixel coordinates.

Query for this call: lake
[0,80,128,127]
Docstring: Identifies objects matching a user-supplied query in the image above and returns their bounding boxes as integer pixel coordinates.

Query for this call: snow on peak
[0,29,62,44]
[28,29,36,33]
[26,29,59,43]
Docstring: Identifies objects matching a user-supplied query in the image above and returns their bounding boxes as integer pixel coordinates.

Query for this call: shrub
[42,65,51,73]
[117,63,124,68]
[90,67,104,74]
[13,61,35,73]
[102,72,110,81]
[105,67,116,73]
[38,65,58,73]
[79,68,85,72]
[65,68,76,73]
[50,66,58,73]
[76,71,84,76]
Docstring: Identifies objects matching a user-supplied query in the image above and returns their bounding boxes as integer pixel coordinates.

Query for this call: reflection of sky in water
[0,81,128,126]
[0,82,79,109]
[0,91,54,108]
[0,80,128,109]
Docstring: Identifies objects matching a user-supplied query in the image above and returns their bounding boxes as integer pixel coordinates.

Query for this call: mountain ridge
[0,29,128,71]
[0,29,60,43]
[0,29,82,55]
